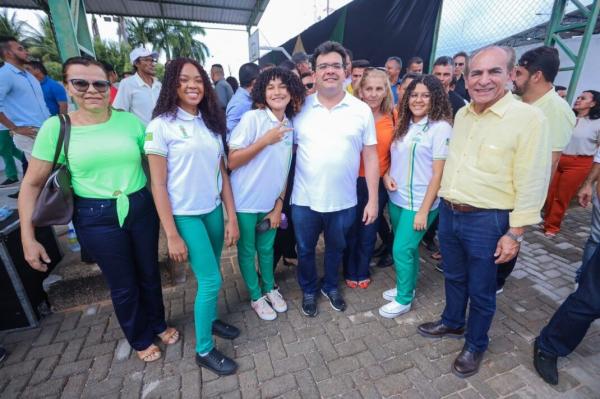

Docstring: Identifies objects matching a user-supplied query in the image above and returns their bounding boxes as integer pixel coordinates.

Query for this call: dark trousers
[73,188,167,351]
[292,205,355,295]
[377,181,393,248]
[439,200,508,353]
[496,256,518,289]
[423,215,439,245]
[538,245,600,356]
[274,154,297,269]
[343,177,386,280]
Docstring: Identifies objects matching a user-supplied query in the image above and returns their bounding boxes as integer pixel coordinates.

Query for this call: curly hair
[152,57,226,137]
[251,67,305,119]
[394,74,453,141]
[580,90,600,120]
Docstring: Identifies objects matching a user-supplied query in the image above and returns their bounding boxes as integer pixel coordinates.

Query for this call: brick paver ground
[1,206,599,398]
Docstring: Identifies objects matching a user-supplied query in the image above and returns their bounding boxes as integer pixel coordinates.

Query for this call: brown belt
[442,199,486,213]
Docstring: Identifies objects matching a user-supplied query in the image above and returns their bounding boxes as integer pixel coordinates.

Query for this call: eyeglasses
[454,62,465,67]
[68,79,111,93]
[138,56,158,63]
[316,63,345,71]
[304,83,314,89]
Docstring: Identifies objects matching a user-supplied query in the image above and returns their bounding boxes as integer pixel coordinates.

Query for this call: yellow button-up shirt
[532,88,575,151]
[439,91,551,227]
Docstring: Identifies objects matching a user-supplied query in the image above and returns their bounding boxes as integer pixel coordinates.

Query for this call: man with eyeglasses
[113,48,161,126]
[291,41,379,317]
[300,72,316,96]
[452,51,470,101]
[0,36,48,189]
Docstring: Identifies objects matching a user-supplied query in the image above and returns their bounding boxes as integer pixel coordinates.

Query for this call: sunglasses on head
[69,79,111,93]
[304,83,314,89]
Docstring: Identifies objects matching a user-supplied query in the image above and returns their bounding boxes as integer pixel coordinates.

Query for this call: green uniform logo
[145,132,153,141]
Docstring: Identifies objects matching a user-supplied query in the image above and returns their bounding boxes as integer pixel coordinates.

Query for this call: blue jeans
[439,200,508,353]
[577,191,600,281]
[292,205,356,295]
[343,177,386,281]
[73,188,167,351]
[538,245,600,356]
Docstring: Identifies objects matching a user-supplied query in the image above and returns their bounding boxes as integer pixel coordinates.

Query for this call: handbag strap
[52,114,72,170]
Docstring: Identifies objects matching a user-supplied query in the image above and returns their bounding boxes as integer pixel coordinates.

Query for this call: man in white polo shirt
[292,41,380,317]
[113,48,162,126]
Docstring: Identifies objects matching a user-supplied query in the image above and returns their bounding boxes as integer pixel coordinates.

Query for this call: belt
[442,199,486,213]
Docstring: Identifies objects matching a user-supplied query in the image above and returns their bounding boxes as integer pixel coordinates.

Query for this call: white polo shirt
[144,108,223,215]
[229,108,294,213]
[291,92,377,212]
[388,118,452,211]
[113,73,162,126]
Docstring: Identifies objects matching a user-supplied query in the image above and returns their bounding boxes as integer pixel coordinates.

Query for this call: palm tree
[25,15,60,63]
[170,22,210,64]
[125,18,153,48]
[0,9,33,39]
[150,18,176,60]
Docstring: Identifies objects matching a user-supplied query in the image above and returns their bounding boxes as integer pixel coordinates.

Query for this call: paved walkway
[0,206,599,398]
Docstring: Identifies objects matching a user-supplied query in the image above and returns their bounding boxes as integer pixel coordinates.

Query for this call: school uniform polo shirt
[388,118,452,211]
[291,92,377,213]
[113,73,162,126]
[229,108,294,213]
[144,108,224,215]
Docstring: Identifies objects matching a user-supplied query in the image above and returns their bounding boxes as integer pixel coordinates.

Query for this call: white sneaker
[379,300,411,318]
[251,296,277,321]
[266,289,288,313]
[382,287,397,301]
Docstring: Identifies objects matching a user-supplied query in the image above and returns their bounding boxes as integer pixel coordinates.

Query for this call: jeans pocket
[493,210,510,236]
[76,206,103,218]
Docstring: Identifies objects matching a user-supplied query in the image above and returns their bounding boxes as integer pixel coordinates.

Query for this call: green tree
[0,9,33,40]
[94,39,132,76]
[125,18,153,48]
[150,18,175,60]
[25,15,60,63]
[170,22,210,64]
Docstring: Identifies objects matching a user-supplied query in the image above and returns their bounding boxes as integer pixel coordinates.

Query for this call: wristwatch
[505,230,524,243]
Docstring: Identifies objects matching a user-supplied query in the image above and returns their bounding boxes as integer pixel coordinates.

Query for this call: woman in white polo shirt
[228,67,305,320]
[380,75,453,318]
[145,58,240,376]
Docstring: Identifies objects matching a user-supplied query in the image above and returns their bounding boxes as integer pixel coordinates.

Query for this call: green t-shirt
[32,111,147,226]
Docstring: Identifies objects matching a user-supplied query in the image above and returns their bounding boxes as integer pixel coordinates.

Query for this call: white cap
[129,47,158,64]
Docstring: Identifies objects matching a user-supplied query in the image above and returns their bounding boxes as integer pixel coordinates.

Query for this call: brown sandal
[137,344,161,362]
[158,327,180,345]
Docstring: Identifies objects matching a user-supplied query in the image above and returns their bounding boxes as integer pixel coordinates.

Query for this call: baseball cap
[129,47,159,64]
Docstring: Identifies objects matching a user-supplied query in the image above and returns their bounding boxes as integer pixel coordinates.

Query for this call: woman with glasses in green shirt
[19,57,178,363]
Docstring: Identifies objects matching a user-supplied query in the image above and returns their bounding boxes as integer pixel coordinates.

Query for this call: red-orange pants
[544,154,593,234]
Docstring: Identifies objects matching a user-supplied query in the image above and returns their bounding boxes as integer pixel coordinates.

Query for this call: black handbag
[31,114,74,226]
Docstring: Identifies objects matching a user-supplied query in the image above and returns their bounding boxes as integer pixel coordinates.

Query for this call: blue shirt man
[225,62,260,138]
[26,61,68,116]
[0,62,49,129]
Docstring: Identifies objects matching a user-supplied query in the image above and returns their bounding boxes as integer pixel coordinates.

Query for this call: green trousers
[236,212,277,301]
[389,202,439,305]
[0,130,25,181]
[174,205,224,354]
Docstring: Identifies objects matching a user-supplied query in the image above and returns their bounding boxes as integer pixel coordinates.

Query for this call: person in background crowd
[343,67,394,289]
[226,76,239,93]
[395,72,419,108]
[343,48,353,91]
[261,63,276,72]
[122,70,134,79]
[432,56,468,117]
[279,59,299,77]
[292,52,312,75]
[380,75,452,318]
[113,48,161,126]
[292,41,379,317]
[300,72,316,96]
[555,85,567,100]
[100,62,119,104]
[452,51,470,101]
[210,64,234,110]
[0,36,46,188]
[145,58,240,375]
[20,56,178,364]
[496,46,576,291]
[228,67,304,321]
[385,56,403,104]
[25,61,68,116]
[406,56,424,74]
[418,46,550,378]
[226,62,261,134]
[543,90,600,237]
[576,152,600,281]
[348,59,370,95]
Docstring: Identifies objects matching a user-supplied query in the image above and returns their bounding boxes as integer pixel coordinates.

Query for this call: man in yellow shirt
[497,45,576,291]
[417,46,551,378]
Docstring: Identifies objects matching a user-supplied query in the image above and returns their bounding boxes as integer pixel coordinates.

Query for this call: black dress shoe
[417,320,465,339]
[212,320,240,340]
[301,293,318,317]
[321,289,346,312]
[196,348,238,375]
[533,338,558,385]
[375,253,394,268]
[7,191,19,199]
[452,346,484,378]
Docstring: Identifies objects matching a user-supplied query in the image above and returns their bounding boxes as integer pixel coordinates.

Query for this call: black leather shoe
[301,293,318,317]
[375,253,394,268]
[533,338,558,385]
[417,320,465,339]
[212,320,240,340]
[196,348,238,375]
[452,346,484,378]
[321,289,346,311]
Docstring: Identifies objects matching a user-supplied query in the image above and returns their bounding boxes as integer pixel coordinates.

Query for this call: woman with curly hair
[227,67,305,320]
[145,58,240,375]
[380,74,453,318]
[544,90,600,236]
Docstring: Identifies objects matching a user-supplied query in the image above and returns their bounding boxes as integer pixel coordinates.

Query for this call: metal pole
[428,0,444,73]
